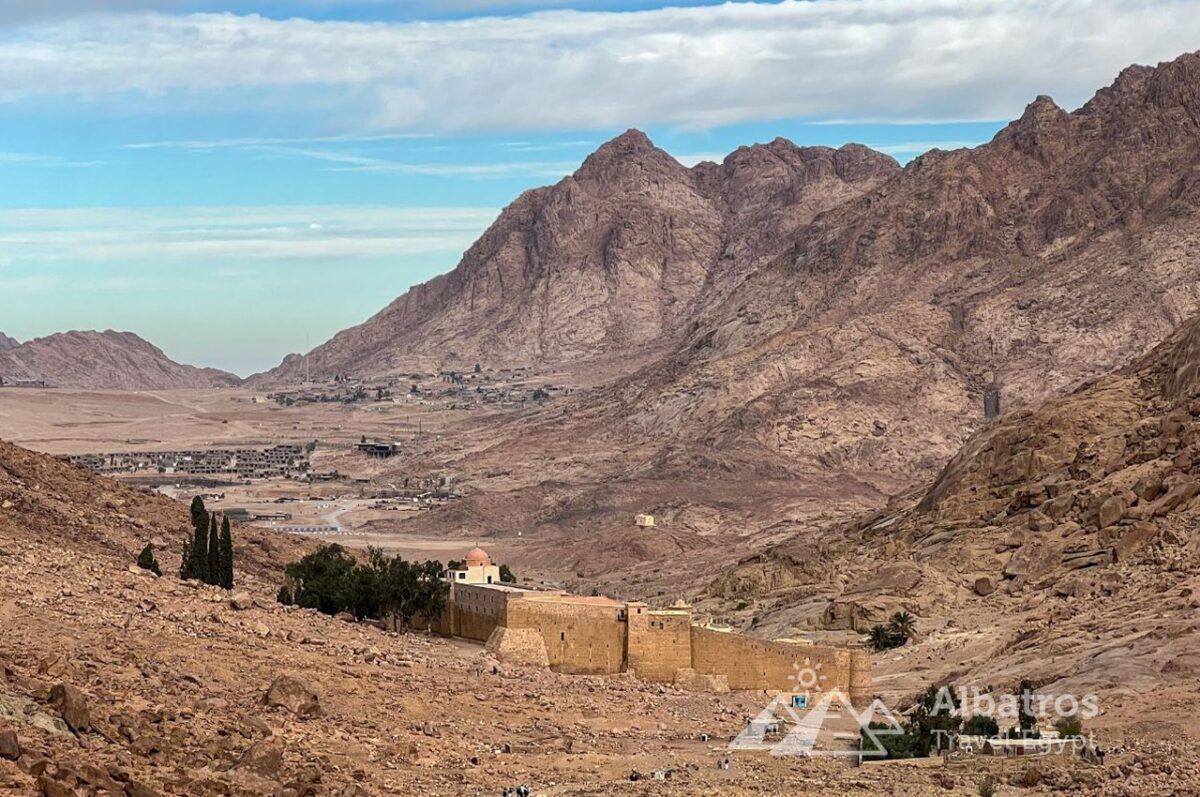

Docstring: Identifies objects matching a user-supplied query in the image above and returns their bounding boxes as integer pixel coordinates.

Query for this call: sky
[1,1,1198,375]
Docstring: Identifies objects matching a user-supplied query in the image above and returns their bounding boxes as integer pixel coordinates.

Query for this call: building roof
[465,547,491,567]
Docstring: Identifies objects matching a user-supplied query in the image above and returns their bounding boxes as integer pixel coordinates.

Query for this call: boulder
[1096,496,1126,530]
[234,738,285,776]
[1027,510,1055,532]
[0,729,19,761]
[974,577,997,597]
[229,591,253,610]
[49,683,91,733]
[264,676,321,719]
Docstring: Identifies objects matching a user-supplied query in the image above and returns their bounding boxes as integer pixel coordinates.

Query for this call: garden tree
[861,720,916,760]
[369,550,448,630]
[499,564,517,583]
[219,516,234,589]
[962,714,1000,737]
[908,685,962,756]
[1014,679,1039,738]
[188,498,210,583]
[446,560,464,571]
[345,561,380,620]
[1053,714,1084,738]
[207,516,221,586]
[284,544,357,615]
[136,544,161,576]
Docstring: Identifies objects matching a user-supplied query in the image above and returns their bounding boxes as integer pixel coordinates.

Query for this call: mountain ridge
[251,132,900,384]
[0,330,242,391]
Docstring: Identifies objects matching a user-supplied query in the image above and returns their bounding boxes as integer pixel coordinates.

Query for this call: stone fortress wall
[439,551,871,704]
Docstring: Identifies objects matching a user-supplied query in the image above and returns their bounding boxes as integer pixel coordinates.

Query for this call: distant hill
[0,330,242,390]
[0,331,18,351]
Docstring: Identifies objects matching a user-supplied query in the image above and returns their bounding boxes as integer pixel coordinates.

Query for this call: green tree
[888,611,917,642]
[1015,679,1038,737]
[286,544,357,615]
[861,721,916,760]
[207,516,221,586]
[908,685,962,756]
[867,624,899,652]
[189,499,210,583]
[1053,714,1083,738]
[276,584,294,605]
[136,544,162,576]
[219,516,234,589]
[499,564,517,583]
[962,714,1000,737]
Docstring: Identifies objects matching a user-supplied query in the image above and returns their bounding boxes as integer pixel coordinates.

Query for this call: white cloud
[0,1,1195,132]
[0,205,498,263]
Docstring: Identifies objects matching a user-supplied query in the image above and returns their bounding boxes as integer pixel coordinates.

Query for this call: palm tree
[867,624,895,652]
[888,611,917,643]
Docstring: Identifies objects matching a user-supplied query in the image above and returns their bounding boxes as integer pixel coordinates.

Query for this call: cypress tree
[189,495,207,529]
[207,516,221,586]
[219,516,234,589]
[180,538,193,580]
[190,512,209,583]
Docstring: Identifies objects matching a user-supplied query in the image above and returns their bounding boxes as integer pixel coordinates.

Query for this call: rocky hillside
[2,442,1199,795]
[0,333,17,352]
[0,331,242,390]
[254,133,899,383]
[709,309,1200,730]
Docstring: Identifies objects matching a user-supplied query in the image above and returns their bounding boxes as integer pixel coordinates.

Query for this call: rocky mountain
[710,308,1200,727]
[0,331,242,390]
[371,51,1200,597]
[0,333,18,352]
[254,132,899,383]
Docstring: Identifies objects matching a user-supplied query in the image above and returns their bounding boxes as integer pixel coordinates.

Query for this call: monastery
[437,548,872,706]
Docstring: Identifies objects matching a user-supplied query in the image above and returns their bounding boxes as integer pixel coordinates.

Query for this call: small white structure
[446,547,501,585]
[635,514,656,528]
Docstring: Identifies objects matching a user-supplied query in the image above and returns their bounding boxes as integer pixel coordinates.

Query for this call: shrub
[499,564,517,583]
[978,777,997,797]
[136,544,162,576]
[1054,714,1084,738]
[962,714,1000,737]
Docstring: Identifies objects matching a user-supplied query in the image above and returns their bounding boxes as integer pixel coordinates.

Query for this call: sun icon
[789,658,829,692]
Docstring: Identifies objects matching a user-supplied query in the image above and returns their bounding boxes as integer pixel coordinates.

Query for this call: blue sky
[1,0,1198,375]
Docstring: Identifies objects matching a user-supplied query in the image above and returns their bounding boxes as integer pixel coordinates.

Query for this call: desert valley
[4,12,1200,796]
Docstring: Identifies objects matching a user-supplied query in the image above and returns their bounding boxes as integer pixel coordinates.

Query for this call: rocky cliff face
[712,308,1200,716]
[603,50,1200,493]
[253,132,899,383]
[0,332,18,352]
[0,331,242,390]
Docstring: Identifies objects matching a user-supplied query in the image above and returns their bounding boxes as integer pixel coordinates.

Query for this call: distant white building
[635,514,656,528]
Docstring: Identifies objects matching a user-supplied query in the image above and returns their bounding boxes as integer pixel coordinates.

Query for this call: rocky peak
[572,128,689,192]
[0,331,18,351]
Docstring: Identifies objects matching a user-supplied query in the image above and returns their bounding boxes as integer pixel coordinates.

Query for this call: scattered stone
[49,683,91,733]
[229,591,253,610]
[264,676,321,719]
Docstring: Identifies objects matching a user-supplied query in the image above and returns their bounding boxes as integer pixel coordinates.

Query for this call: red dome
[465,547,491,567]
